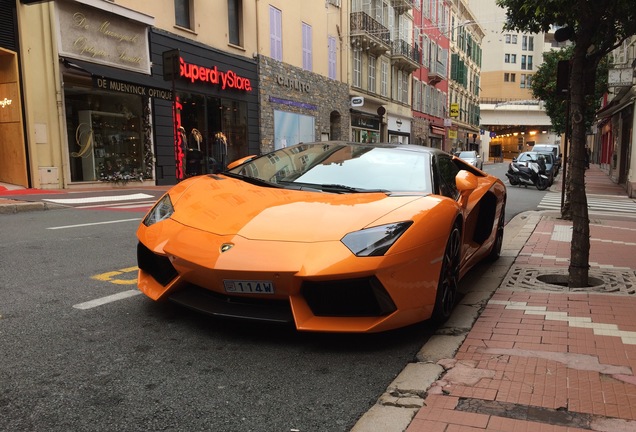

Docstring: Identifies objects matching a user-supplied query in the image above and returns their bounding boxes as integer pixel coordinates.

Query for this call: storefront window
[352,128,380,143]
[176,92,249,175]
[64,85,148,183]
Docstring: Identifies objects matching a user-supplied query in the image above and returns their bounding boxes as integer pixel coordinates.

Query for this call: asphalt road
[0,208,435,432]
[482,161,550,223]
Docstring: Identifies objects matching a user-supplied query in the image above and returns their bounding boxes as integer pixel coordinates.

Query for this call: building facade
[447,0,483,154]
[595,36,635,197]
[411,0,451,150]
[253,0,350,152]
[347,0,418,145]
[15,0,261,188]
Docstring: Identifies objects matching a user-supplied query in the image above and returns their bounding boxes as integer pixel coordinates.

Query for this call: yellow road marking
[91,266,139,285]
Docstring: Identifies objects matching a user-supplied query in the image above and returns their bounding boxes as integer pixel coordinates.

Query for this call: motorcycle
[505,157,550,191]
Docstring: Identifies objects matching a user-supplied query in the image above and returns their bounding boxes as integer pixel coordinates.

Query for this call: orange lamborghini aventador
[136,142,506,333]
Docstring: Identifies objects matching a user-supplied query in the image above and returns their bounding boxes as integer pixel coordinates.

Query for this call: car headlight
[143,194,174,226]
[341,221,413,257]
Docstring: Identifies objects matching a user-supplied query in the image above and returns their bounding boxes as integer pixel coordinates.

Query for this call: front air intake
[301,277,396,317]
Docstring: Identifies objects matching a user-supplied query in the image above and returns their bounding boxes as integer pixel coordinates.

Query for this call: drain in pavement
[456,398,593,429]
[500,266,636,294]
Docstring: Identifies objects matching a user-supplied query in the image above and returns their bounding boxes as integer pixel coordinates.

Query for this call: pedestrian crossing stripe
[43,193,154,204]
[537,193,636,216]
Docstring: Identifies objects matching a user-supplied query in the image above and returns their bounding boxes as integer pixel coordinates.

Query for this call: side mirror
[456,170,478,208]
[226,155,257,170]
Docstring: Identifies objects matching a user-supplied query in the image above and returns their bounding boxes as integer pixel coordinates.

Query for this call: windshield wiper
[319,184,389,194]
[223,172,283,188]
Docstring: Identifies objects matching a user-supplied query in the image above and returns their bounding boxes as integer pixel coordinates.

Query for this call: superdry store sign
[179,57,253,92]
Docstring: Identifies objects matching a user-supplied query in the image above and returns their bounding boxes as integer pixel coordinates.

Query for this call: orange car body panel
[137,162,505,333]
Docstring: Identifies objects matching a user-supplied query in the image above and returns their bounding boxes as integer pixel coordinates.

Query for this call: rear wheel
[431,224,461,324]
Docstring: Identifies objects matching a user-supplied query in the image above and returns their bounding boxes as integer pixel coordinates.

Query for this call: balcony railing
[390,0,414,14]
[428,60,447,84]
[391,39,420,72]
[350,12,391,53]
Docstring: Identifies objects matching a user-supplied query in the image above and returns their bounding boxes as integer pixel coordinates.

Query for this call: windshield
[458,152,476,158]
[226,142,433,193]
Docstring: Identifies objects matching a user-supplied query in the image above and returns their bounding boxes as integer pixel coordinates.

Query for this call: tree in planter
[530,45,609,218]
[495,0,636,288]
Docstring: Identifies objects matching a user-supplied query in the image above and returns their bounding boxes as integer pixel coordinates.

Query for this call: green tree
[530,45,609,135]
[495,0,636,288]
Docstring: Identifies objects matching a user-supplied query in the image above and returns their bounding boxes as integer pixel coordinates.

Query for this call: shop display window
[64,88,150,183]
[176,92,248,176]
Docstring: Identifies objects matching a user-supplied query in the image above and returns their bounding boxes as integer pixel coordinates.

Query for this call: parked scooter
[505,156,550,191]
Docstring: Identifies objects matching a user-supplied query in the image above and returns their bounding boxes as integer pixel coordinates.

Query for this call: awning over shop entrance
[61,57,173,101]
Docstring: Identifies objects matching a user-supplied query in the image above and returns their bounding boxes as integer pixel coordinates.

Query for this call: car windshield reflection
[226,142,432,193]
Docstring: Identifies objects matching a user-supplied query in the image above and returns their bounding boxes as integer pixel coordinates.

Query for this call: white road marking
[47,218,141,230]
[75,200,155,209]
[73,290,142,310]
[44,193,154,204]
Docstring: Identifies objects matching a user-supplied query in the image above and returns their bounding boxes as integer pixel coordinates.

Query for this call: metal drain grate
[500,265,636,295]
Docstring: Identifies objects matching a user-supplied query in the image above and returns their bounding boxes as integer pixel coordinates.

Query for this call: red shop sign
[179,57,252,92]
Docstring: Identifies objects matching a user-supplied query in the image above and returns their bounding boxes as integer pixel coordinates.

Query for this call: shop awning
[430,125,445,135]
[61,57,173,101]
[596,96,636,120]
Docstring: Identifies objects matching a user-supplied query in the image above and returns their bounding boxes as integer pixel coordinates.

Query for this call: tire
[536,176,549,191]
[431,223,461,324]
[486,206,505,262]
[508,176,519,186]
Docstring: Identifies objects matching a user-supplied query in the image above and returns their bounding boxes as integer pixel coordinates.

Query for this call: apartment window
[302,23,312,71]
[510,73,516,82]
[521,55,527,70]
[328,36,337,79]
[520,74,526,88]
[353,49,362,88]
[368,55,376,93]
[526,74,533,87]
[401,72,409,103]
[527,55,533,70]
[228,0,242,46]
[510,54,516,63]
[175,0,192,29]
[380,60,388,97]
[505,53,510,63]
[269,6,282,61]
[504,73,510,82]
[522,35,534,51]
[505,34,511,44]
[511,35,517,44]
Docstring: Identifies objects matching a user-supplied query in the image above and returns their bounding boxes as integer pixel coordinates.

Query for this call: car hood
[169,175,426,241]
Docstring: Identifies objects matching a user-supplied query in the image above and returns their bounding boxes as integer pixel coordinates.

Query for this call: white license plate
[223,280,275,294]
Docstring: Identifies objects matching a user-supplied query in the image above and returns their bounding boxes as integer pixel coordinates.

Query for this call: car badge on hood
[220,243,234,253]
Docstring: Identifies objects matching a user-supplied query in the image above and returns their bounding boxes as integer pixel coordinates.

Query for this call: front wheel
[536,176,549,191]
[431,224,461,324]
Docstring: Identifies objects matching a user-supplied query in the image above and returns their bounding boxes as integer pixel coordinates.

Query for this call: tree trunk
[567,44,591,288]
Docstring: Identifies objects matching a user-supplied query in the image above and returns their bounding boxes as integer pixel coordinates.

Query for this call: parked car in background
[532,144,561,171]
[457,151,483,170]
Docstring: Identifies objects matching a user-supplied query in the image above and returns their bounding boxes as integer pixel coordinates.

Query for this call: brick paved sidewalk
[407,216,636,432]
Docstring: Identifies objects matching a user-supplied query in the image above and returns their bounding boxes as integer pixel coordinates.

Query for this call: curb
[0,201,65,214]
